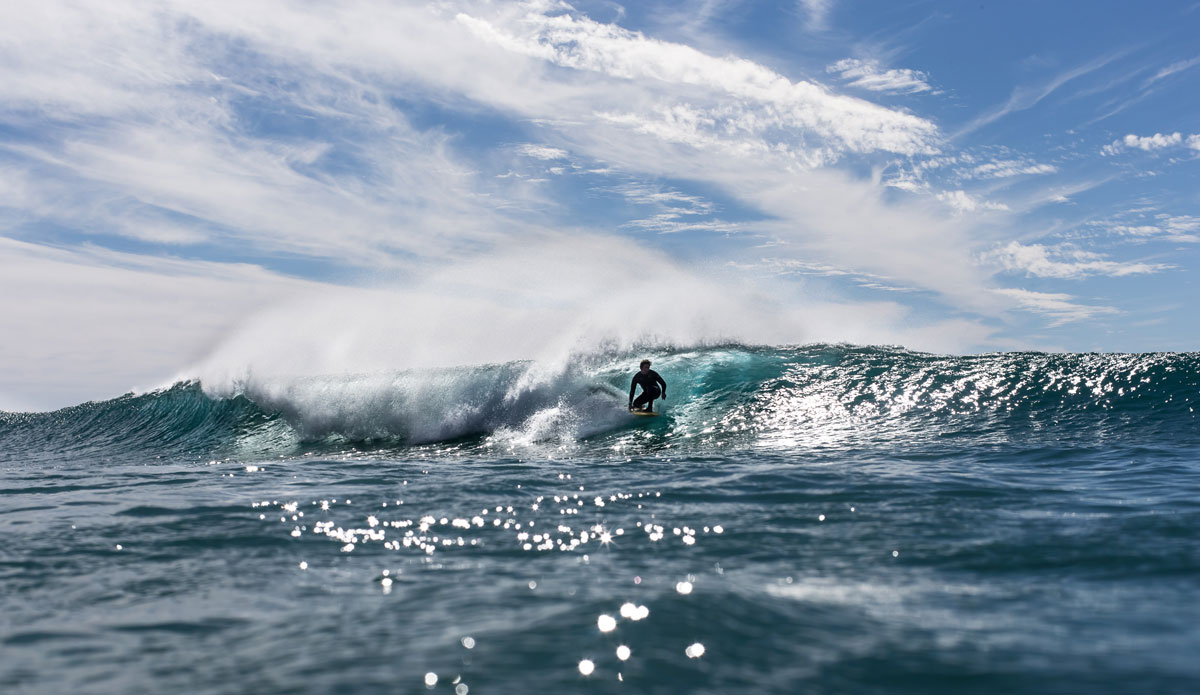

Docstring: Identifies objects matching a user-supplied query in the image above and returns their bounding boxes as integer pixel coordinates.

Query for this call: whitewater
[3,344,1200,693]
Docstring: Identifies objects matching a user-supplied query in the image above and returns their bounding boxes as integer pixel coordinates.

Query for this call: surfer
[629,359,667,413]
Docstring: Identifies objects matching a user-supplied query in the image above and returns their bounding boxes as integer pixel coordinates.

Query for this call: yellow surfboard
[629,409,661,417]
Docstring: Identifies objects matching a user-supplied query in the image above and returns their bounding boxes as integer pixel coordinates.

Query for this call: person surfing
[629,359,667,413]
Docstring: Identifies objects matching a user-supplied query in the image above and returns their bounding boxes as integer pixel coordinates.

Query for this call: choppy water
[3,345,1199,694]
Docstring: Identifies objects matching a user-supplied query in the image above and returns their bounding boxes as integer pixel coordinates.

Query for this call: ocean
[3,344,1199,694]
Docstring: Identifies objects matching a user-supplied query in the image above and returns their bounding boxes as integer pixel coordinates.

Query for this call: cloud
[517,144,569,160]
[1098,214,1200,243]
[1101,132,1200,155]
[606,182,743,235]
[1160,214,1200,239]
[754,258,918,292]
[457,3,941,161]
[0,1,551,267]
[992,288,1119,326]
[1122,132,1180,150]
[799,0,834,31]
[1144,56,1200,86]
[936,190,1009,213]
[826,58,935,94]
[967,159,1057,179]
[957,53,1122,136]
[986,242,1170,279]
[611,183,714,212]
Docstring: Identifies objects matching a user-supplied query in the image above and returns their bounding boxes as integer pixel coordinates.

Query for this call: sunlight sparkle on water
[618,603,650,621]
[616,645,631,661]
[578,659,595,676]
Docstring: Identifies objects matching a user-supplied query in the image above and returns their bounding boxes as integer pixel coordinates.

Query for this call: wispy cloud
[992,288,1119,326]
[956,53,1123,137]
[826,58,935,94]
[967,159,1057,179]
[516,144,570,160]
[936,190,1009,213]
[457,3,940,161]
[756,257,917,291]
[799,0,834,31]
[987,242,1170,278]
[1102,215,1200,243]
[609,183,742,235]
[1144,56,1200,86]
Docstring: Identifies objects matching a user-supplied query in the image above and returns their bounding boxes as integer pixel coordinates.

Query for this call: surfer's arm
[629,377,637,404]
[656,373,667,398]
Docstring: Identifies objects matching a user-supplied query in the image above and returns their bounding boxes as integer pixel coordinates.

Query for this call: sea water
[3,345,1199,694]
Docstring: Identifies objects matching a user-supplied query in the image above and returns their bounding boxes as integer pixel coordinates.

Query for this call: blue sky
[1,0,1198,410]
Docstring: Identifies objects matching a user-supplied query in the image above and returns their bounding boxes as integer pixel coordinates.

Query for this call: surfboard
[629,409,660,417]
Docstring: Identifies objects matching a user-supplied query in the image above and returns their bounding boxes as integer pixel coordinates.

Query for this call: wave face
[3,345,1198,461]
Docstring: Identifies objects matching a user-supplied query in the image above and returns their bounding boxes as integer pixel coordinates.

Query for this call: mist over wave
[182,236,996,404]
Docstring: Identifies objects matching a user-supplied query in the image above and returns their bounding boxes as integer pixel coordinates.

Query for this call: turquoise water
[3,345,1199,693]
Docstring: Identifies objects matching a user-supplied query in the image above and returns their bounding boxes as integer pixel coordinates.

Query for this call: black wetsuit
[629,369,667,412]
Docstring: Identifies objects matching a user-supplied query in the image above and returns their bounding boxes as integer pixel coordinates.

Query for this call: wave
[3,345,1197,461]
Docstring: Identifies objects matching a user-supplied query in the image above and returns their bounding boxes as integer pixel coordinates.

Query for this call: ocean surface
[3,344,1199,694]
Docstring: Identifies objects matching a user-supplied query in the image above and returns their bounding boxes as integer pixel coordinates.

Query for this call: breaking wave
[3,345,1197,461]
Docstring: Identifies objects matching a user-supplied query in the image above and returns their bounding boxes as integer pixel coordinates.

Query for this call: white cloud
[757,258,918,291]
[936,190,1009,213]
[0,1,547,266]
[609,183,740,235]
[624,216,740,234]
[517,144,569,160]
[958,54,1121,136]
[1100,215,1200,243]
[1145,56,1200,86]
[610,183,712,212]
[1160,214,1200,238]
[1102,131,1199,155]
[1123,132,1182,150]
[826,58,934,94]
[992,288,1119,326]
[799,0,834,30]
[457,3,940,161]
[987,242,1170,279]
[968,160,1057,179]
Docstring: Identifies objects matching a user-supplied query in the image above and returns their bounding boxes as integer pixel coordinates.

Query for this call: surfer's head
[640,359,651,371]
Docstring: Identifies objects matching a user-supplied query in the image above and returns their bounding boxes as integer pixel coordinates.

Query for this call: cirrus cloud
[826,58,935,95]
